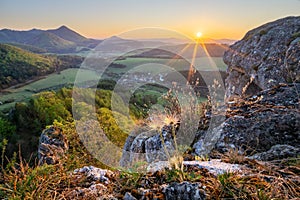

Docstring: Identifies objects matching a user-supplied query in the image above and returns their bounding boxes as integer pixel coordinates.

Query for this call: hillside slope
[0,44,83,89]
[0,26,101,53]
[47,25,87,43]
[27,32,76,53]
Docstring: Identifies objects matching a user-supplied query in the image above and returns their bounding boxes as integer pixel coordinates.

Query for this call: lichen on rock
[223,16,300,100]
[38,126,68,165]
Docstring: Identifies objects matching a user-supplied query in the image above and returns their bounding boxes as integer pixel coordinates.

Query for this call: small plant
[257,189,271,200]
[1,139,8,168]
[119,170,143,188]
[129,161,148,173]
[195,154,210,161]
[223,148,247,164]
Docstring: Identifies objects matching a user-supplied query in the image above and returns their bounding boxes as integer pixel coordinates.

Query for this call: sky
[1,0,300,40]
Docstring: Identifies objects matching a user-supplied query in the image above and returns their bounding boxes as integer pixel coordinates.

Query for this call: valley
[0,56,227,112]
[1,12,299,199]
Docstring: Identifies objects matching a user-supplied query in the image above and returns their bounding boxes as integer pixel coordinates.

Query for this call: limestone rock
[224,16,300,100]
[163,182,206,200]
[38,126,68,165]
[73,166,114,184]
[184,160,241,176]
[193,84,300,160]
[120,126,176,168]
[249,145,300,161]
[147,160,240,176]
[66,166,116,199]
[66,183,113,200]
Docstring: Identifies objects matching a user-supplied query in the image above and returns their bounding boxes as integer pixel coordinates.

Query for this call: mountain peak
[47,25,87,42]
[108,35,123,40]
[57,25,70,30]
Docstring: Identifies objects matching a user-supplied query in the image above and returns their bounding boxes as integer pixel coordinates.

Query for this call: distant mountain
[0,44,83,89]
[130,43,229,58]
[47,25,87,43]
[135,37,237,45]
[215,39,237,45]
[0,26,235,54]
[0,28,42,43]
[27,32,76,53]
[95,36,146,54]
[0,26,102,53]
[200,38,237,45]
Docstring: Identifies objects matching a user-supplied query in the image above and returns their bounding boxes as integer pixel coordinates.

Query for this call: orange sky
[1,0,300,40]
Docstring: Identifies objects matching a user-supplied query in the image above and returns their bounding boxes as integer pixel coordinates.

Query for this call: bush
[0,117,16,148]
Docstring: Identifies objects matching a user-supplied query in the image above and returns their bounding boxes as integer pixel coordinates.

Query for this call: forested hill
[0,44,83,90]
[0,25,101,53]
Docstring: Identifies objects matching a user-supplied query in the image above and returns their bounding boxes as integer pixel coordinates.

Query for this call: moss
[287,32,300,45]
[291,31,300,39]
[259,29,268,36]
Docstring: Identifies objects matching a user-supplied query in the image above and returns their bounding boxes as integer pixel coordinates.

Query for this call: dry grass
[1,147,299,199]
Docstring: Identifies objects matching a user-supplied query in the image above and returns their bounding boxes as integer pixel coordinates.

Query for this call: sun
[196,32,202,38]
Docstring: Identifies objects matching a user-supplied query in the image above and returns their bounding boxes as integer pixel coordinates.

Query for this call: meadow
[0,57,226,112]
[113,57,227,72]
[0,68,99,112]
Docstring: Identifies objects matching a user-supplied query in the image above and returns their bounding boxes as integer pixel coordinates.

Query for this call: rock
[73,166,114,184]
[66,166,116,199]
[147,160,240,176]
[120,126,175,168]
[145,129,175,163]
[194,84,300,160]
[65,183,116,200]
[119,135,138,167]
[224,16,300,100]
[119,127,154,168]
[184,160,241,176]
[38,126,68,165]
[147,161,171,173]
[163,182,206,200]
[123,192,137,200]
[249,145,300,161]
[215,108,299,154]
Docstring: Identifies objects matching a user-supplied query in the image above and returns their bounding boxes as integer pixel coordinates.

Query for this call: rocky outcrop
[192,16,300,161]
[122,83,300,163]
[224,16,300,100]
[120,126,176,168]
[194,84,300,160]
[38,126,68,165]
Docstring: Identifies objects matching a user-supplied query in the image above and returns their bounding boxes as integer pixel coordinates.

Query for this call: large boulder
[224,16,300,100]
[38,126,68,165]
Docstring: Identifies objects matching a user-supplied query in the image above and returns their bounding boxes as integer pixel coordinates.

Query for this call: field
[0,68,100,112]
[113,57,227,72]
[0,57,227,112]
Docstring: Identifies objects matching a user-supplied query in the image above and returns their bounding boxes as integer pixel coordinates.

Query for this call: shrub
[0,118,16,149]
